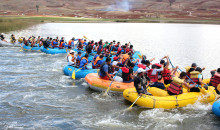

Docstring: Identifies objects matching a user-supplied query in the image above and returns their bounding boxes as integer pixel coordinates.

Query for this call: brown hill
[0,0,219,20]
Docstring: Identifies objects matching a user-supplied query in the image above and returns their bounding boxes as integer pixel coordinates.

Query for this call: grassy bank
[0,16,220,33]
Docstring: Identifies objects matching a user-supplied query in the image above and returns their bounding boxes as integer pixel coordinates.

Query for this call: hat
[113,56,118,61]
[70,50,74,53]
[137,68,146,73]
[191,63,197,67]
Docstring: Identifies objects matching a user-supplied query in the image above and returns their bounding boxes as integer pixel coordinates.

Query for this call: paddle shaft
[129,96,141,109]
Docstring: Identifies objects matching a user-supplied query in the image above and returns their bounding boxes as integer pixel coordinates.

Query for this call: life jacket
[138,64,146,69]
[67,54,75,62]
[81,57,88,63]
[147,69,158,82]
[189,71,201,85]
[167,77,184,95]
[59,42,64,48]
[210,73,220,88]
[93,56,102,66]
[117,47,122,54]
[121,67,129,73]
[97,45,103,52]
[122,54,129,64]
[68,40,73,46]
[161,68,172,80]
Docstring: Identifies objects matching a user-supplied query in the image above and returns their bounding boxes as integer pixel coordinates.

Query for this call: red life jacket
[167,81,183,95]
[189,71,201,85]
[210,73,220,88]
[138,64,146,69]
[147,69,158,82]
[121,67,129,73]
[161,68,172,80]
[117,47,122,54]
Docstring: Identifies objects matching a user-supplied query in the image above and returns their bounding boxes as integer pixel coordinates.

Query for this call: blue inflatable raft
[212,100,220,117]
[63,65,98,79]
[22,45,42,51]
[40,47,68,54]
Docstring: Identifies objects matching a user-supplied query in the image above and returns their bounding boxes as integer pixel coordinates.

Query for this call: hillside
[0,0,219,20]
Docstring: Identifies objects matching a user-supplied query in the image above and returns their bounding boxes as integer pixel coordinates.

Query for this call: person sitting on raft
[161,56,175,85]
[99,57,114,81]
[75,52,82,67]
[209,68,220,94]
[148,64,166,90]
[189,67,208,92]
[134,68,152,96]
[67,50,76,66]
[68,37,75,49]
[167,72,197,95]
[86,42,93,54]
[77,39,84,50]
[79,54,89,70]
[0,33,6,42]
[10,34,16,43]
[52,39,58,48]
[92,55,104,69]
[122,63,136,83]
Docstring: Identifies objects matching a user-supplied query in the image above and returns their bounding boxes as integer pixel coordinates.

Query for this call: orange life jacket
[147,69,158,82]
[122,54,129,64]
[210,73,220,88]
[93,56,102,66]
[68,40,73,46]
[59,42,64,48]
[81,57,88,63]
[161,68,172,80]
[67,54,75,62]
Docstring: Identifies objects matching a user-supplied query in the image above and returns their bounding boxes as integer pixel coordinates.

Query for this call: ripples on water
[0,23,220,129]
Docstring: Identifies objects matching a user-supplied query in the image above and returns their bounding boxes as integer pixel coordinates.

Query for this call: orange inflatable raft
[85,73,134,92]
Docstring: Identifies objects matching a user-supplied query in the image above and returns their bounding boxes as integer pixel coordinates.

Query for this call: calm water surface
[1,23,220,129]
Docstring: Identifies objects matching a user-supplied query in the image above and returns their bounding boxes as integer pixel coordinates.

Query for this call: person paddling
[79,54,89,70]
[67,50,76,66]
[167,72,197,95]
[209,68,220,94]
[134,68,151,96]
[99,57,114,81]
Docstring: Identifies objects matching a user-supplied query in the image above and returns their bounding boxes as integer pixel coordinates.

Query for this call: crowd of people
[65,37,220,96]
[1,33,219,96]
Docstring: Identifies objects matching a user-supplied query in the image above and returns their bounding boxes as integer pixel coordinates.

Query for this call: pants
[123,79,134,83]
[100,74,113,80]
[150,82,165,90]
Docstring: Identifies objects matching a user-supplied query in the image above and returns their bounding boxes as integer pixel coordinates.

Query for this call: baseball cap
[137,68,146,73]
[191,63,197,67]
[70,50,74,53]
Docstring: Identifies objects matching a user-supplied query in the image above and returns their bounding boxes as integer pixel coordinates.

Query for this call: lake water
[1,23,220,129]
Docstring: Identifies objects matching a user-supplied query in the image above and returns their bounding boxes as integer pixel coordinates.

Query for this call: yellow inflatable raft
[123,87,218,109]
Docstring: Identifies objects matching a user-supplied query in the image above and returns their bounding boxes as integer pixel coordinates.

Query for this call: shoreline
[0,15,220,33]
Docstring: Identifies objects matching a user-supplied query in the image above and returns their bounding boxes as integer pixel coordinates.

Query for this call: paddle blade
[103,87,110,97]
[199,87,209,96]
[72,71,76,80]
[138,54,142,59]
[83,36,88,39]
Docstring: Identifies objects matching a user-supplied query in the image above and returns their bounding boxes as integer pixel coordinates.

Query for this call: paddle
[72,67,83,80]
[138,54,142,59]
[103,71,119,96]
[168,57,209,95]
[126,96,141,111]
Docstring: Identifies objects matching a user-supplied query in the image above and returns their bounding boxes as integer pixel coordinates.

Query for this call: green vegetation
[0,16,219,33]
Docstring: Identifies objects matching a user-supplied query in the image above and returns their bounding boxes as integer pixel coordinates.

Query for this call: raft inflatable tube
[85,73,134,92]
[40,47,67,54]
[63,65,97,79]
[0,40,21,47]
[212,100,220,117]
[123,87,218,109]
[22,45,42,51]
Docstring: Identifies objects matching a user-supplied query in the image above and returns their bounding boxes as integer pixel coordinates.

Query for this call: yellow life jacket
[122,54,129,64]
[93,56,102,66]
